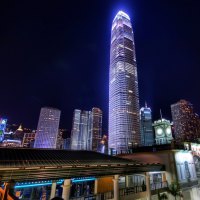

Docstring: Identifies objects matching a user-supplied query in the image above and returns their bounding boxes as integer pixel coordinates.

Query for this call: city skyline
[0,1,200,131]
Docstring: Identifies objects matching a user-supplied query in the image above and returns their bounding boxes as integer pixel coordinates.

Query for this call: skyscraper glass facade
[109,11,140,154]
[140,104,154,146]
[89,108,102,152]
[71,108,102,151]
[34,107,61,149]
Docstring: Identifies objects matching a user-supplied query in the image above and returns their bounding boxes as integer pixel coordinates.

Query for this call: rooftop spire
[160,109,163,121]
[17,124,23,132]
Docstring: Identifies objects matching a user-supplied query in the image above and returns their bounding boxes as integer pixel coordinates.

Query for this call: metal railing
[150,181,168,191]
[70,191,114,200]
[119,186,145,196]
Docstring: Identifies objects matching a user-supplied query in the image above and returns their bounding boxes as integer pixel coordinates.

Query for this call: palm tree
[167,182,183,200]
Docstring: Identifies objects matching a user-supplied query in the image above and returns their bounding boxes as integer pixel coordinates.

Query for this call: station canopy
[0,148,164,182]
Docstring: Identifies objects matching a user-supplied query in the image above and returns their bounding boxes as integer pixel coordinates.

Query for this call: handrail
[119,185,145,196]
[150,181,168,191]
[69,191,114,200]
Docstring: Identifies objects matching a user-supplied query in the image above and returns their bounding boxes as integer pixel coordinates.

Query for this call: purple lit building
[34,107,61,149]
[108,11,140,154]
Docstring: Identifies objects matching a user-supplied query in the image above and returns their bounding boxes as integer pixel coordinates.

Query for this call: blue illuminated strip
[15,177,96,189]
[15,180,63,189]
[71,178,96,183]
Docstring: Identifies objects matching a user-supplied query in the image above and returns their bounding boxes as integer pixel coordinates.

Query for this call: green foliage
[167,182,183,200]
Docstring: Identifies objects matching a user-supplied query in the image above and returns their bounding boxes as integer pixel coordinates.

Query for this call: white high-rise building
[34,107,61,149]
[71,108,102,151]
[109,11,140,154]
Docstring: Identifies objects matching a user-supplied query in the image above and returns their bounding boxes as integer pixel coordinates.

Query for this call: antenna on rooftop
[160,109,163,121]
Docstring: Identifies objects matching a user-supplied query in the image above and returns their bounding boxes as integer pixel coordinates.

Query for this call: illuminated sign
[0,118,7,131]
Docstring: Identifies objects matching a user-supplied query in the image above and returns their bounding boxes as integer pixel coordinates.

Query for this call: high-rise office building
[88,108,102,151]
[22,131,36,148]
[171,100,200,143]
[71,108,102,151]
[34,107,61,149]
[71,109,81,150]
[140,103,154,146]
[56,129,64,149]
[109,11,140,154]
[71,109,90,150]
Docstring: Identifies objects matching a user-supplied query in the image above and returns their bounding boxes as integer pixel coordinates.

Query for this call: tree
[167,182,183,200]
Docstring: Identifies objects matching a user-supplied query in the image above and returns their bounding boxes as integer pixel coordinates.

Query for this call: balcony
[150,181,168,195]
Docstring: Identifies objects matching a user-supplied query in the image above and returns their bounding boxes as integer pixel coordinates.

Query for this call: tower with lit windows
[108,11,140,154]
[171,99,200,143]
[88,108,102,152]
[34,107,61,149]
[71,109,90,150]
[71,108,102,151]
[140,103,154,146]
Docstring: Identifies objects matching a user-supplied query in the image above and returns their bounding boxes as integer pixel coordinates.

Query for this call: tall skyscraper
[88,108,102,151]
[34,107,61,149]
[71,108,102,151]
[171,99,200,143]
[140,103,154,146]
[109,11,140,154]
[71,109,90,150]
[70,109,81,150]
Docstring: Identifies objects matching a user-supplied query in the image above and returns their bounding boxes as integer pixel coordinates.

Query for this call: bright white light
[157,128,163,135]
[113,11,130,21]
[1,119,6,124]
[166,127,171,134]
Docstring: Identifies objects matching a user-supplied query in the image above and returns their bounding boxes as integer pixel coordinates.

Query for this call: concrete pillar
[62,179,71,200]
[145,172,151,200]
[125,176,129,188]
[94,179,98,194]
[190,188,199,200]
[50,181,57,199]
[113,175,119,200]
[161,173,166,182]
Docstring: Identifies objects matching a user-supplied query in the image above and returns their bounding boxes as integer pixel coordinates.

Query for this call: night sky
[1,0,200,132]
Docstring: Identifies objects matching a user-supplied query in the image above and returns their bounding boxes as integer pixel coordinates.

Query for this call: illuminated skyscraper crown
[113,11,130,21]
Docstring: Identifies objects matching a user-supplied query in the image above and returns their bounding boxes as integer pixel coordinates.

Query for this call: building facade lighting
[109,11,140,154]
